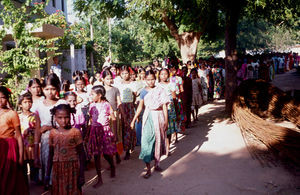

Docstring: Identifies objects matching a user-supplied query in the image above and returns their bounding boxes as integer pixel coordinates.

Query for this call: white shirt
[50,64,62,81]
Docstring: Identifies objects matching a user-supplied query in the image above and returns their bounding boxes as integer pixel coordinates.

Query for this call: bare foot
[93,179,103,188]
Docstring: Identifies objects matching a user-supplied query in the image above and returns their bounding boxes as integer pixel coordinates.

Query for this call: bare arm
[117,95,125,117]
[14,125,24,165]
[163,104,168,131]
[46,145,54,186]
[130,99,144,129]
[76,143,85,188]
[110,105,117,133]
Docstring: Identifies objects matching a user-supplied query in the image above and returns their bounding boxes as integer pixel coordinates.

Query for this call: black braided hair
[50,103,76,129]
[92,85,107,101]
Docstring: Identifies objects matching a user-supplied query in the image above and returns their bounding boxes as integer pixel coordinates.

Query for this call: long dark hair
[158,68,170,82]
[102,69,113,79]
[42,74,60,92]
[28,78,43,96]
[0,86,12,108]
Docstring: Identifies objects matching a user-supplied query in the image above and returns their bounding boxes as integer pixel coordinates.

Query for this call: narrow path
[83,101,299,194]
[30,101,299,194]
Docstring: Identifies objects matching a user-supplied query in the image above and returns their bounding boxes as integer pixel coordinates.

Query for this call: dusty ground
[30,100,300,195]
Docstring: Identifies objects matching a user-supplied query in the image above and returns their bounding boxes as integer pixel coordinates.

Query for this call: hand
[130,121,135,130]
[23,129,28,136]
[41,126,51,133]
[18,157,23,165]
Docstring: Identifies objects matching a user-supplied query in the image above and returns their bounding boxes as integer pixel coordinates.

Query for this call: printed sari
[139,86,170,164]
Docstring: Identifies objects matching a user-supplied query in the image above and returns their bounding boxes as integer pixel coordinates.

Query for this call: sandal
[143,171,151,179]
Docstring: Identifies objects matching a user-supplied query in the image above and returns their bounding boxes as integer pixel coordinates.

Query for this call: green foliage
[58,22,89,49]
[0,0,66,96]
[7,75,30,109]
[237,17,299,53]
[129,0,220,36]
[74,0,127,19]
[197,39,224,58]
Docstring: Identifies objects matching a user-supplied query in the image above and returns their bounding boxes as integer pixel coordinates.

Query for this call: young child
[130,68,137,82]
[0,86,29,194]
[191,68,203,121]
[169,64,186,137]
[158,68,179,156]
[65,92,85,132]
[28,78,44,112]
[115,66,137,160]
[60,80,71,99]
[135,68,147,146]
[34,74,65,188]
[18,92,39,182]
[94,71,103,86]
[74,76,90,132]
[102,69,123,164]
[88,85,117,188]
[46,104,85,194]
[131,70,169,179]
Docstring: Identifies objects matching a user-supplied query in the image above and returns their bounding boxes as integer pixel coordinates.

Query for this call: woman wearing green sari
[131,70,170,179]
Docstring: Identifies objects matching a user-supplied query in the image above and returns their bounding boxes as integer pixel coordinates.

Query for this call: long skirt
[0,137,29,195]
[41,130,51,182]
[111,111,123,155]
[167,101,180,135]
[120,102,136,151]
[52,161,82,195]
[139,110,166,164]
[177,100,186,132]
[135,108,144,146]
[88,125,117,156]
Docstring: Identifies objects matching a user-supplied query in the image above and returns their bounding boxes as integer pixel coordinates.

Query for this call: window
[52,0,56,7]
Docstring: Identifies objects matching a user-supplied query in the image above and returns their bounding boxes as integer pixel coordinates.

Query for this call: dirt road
[31,100,299,195]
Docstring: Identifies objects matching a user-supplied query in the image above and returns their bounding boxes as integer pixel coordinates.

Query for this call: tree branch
[161,11,180,41]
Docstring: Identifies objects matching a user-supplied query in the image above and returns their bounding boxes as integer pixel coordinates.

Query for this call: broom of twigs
[232,80,300,167]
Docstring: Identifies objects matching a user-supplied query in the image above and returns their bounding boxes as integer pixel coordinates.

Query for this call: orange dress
[49,128,83,195]
[0,109,29,195]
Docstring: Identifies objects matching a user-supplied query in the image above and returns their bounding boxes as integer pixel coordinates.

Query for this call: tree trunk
[161,12,201,64]
[225,9,240,114]
[177,32,201,64]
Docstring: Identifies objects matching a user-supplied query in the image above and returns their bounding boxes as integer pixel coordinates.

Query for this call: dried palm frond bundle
[232,80,300,166]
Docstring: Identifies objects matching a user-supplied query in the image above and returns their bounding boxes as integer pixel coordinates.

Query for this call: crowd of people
[0,51,299,195]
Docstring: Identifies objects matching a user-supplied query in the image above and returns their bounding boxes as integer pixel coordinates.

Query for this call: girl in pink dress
[88,85,117,188]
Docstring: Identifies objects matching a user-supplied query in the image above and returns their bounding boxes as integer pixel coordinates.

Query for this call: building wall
[44,0,68,21]
[61,46,87,82]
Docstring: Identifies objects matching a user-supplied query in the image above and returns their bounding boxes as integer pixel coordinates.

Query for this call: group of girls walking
[0,63,205,194]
